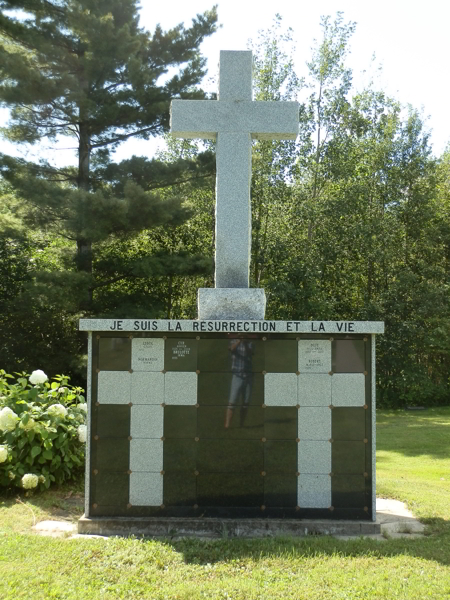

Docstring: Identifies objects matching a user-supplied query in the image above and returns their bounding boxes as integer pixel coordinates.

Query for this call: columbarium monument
[78,51,384,537]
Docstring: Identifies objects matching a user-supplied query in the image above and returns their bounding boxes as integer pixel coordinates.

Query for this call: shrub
[0,369,86,491]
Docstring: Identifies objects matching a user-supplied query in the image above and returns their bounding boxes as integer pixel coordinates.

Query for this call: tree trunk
[77,120,93,305]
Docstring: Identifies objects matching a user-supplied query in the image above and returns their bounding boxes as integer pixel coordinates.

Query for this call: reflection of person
[224,338,253,428]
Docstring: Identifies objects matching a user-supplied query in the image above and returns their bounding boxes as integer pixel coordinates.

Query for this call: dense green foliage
[0,8,448,406]
[0,370,86,490]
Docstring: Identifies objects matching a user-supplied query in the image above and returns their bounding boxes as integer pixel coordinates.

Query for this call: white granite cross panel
[298,474,331,508]
[264,373,297,406]
[164,372,198,405]
[97,371,131,404]
[298,407,331,441]
[332,373,365,406]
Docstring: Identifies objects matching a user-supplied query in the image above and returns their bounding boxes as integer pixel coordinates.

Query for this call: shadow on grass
[376,407,450,459]
[0,479,85,523]
[167,523,450,567]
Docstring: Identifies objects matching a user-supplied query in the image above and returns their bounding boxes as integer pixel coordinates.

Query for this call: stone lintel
[197,288,266,320]
[79,319,385,334]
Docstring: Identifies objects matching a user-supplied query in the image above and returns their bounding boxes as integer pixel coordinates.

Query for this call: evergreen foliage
[0,0,217,379]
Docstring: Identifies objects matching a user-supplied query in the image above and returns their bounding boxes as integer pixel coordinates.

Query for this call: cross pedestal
[171,51,298,319]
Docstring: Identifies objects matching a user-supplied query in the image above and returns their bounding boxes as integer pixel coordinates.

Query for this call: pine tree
[0,0,217,310]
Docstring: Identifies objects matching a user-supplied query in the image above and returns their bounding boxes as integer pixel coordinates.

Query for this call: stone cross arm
[171,100,299,141]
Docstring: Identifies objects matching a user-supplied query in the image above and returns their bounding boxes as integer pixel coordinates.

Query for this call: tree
[0,0,217,378]
[249,14,449,406]
[248,16,305,289]
[0,0,217,295]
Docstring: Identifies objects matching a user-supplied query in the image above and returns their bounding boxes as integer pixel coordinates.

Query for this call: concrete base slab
[32,520,77,537]
[376,498,425,536]
[78,516,380,538]
[77,499,426,540]
[197,288,266,320]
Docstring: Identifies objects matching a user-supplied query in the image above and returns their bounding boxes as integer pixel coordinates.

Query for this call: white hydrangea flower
[0,407,19,432]
[22,473,39,489]
[58,387,67,394]
[29,370,48,385]
[19,417,36,431]
[38,475,46,483]
[78,403,87,413]
[77,424,87,443]
[0,445,8,463]
[47,404,68,418]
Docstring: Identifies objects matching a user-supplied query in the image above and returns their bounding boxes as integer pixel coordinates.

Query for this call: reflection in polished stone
[264,407,297,439]
[225,338,255,429]
[264,340,297,372]
[163,439,197,472]
[98,337,131,371]
[197,439,263,472]
[197,473,263,507]
[198,372,263,406]
[95,405,130,438]
[164,406,197,438]
[332,340,365,373]
[332,441,366,473]
[332,407,366,440]
[198,406,264,439]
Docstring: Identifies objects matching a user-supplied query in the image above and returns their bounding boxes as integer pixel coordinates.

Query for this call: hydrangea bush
[0,369,86,491]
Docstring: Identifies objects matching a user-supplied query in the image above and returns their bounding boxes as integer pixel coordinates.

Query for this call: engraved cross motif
[170,51,298,289]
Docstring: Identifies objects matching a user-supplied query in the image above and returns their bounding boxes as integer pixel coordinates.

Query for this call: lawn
[1,408,449,600]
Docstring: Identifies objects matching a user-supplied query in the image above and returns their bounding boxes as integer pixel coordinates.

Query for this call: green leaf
[28,387,39,400]
[51,382,59,390]
[42,450,53,460]
[30,445,41,458]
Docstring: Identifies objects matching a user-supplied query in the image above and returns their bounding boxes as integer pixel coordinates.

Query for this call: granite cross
[170,50,299,289]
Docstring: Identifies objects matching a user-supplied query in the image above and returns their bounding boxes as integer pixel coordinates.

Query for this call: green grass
[377,408,450,528]
[1,408,449,599]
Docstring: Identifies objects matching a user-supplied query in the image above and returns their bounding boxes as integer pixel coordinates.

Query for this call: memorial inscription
[131,338,164,371]
[298,340,332,373]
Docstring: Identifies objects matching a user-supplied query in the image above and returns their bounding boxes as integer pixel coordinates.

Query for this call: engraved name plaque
[298,340,331,373]
[131,338,164,371]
